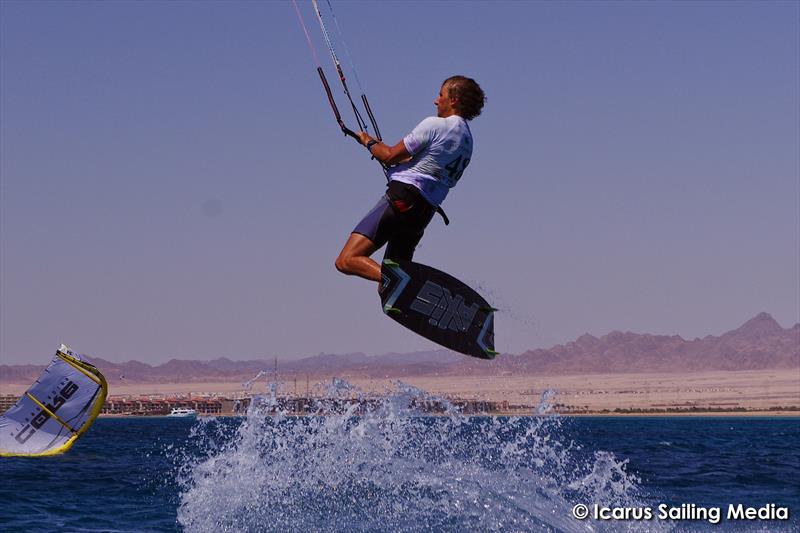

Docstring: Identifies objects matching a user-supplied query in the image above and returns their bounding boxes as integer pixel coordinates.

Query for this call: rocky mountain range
[1,312,797,384]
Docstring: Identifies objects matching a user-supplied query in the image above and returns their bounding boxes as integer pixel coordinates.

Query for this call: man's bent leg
[335,233,382,282]
[385,230,423,262]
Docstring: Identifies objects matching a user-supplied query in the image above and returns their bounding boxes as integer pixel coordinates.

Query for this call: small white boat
[167,408,197,418]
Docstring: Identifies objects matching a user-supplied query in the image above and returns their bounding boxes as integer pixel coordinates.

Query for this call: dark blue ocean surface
[1,397,798,532]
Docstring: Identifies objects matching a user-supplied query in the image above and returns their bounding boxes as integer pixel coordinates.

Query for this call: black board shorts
[353,181,436,261]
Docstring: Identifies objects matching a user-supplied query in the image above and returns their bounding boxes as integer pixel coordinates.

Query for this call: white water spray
[174,380,661,532]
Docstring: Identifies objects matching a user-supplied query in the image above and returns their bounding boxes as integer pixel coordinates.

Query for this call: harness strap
[436,206,450,226]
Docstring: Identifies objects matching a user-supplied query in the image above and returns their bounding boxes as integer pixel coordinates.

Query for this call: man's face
[435,84,457,117]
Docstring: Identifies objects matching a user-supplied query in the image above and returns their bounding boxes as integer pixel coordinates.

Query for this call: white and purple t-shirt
[387,115,473,207]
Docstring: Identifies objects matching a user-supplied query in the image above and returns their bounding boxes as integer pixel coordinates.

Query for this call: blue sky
[1,0,798,364]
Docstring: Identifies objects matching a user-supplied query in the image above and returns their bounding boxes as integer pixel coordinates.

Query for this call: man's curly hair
[443,75,485,121]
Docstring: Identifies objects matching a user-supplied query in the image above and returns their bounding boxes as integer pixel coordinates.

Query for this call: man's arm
[357,132,412,166]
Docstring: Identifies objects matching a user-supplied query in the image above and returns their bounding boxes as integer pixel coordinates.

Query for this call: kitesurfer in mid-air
[335,75,486,285]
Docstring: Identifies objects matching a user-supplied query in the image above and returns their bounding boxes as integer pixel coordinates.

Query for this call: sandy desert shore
[6,368,796,415]
[349,368,800,414]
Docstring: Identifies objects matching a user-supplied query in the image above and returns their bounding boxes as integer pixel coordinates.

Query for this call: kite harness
[291,0,449,225]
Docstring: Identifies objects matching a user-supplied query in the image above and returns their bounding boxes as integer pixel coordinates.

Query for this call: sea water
[1,380,797,532]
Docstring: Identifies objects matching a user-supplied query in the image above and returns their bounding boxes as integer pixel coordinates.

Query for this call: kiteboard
[379,259,497,360]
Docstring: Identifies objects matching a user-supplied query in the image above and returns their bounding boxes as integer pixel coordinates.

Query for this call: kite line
[291,0,382,142]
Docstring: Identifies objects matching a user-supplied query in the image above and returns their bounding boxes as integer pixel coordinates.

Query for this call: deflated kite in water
[0,344,107,457]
